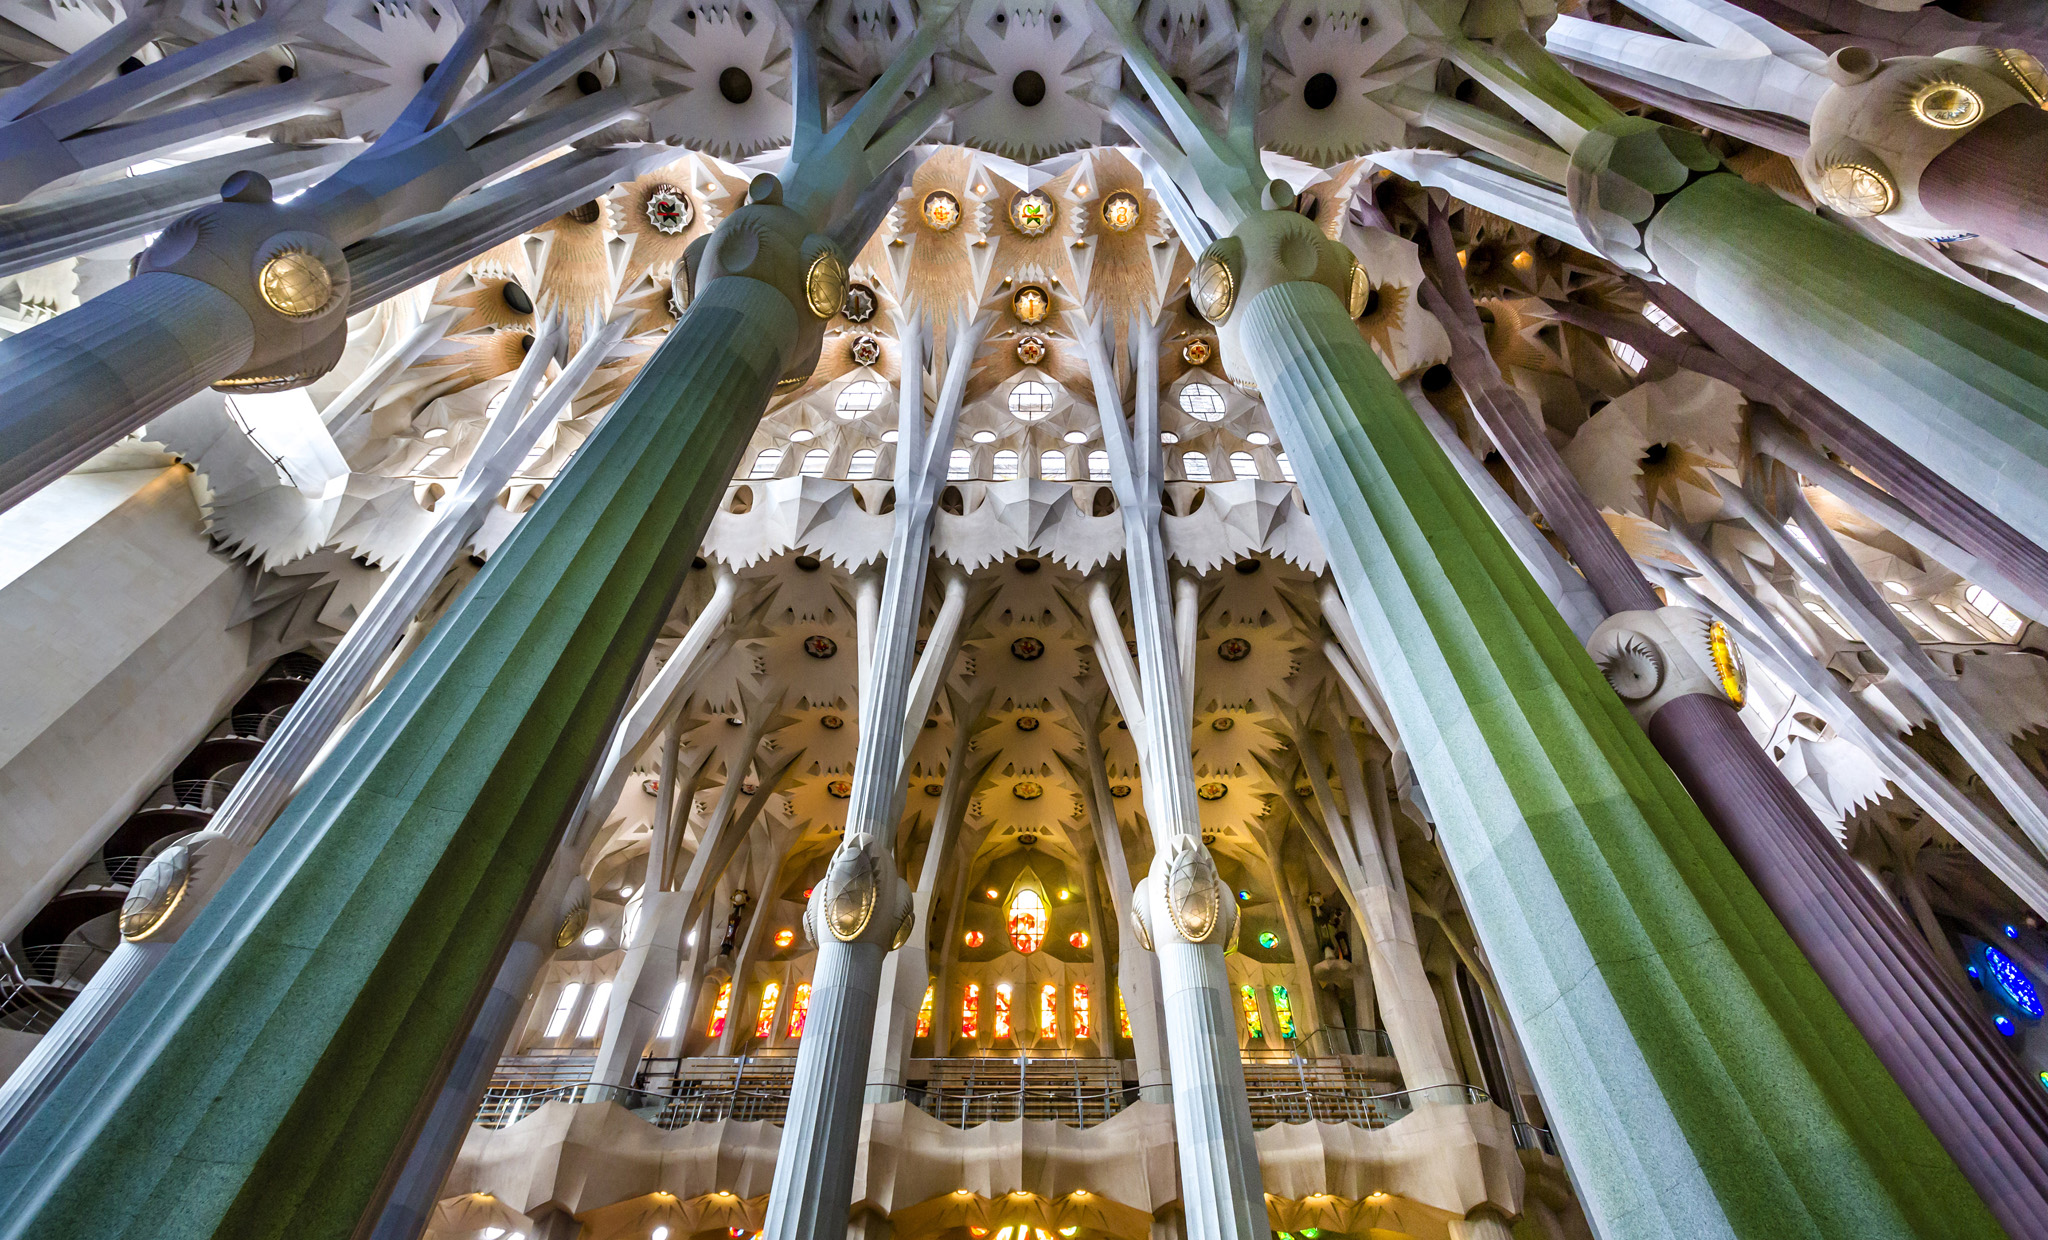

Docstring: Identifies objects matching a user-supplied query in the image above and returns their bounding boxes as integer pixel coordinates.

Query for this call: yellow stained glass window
[963,982,980,1037]
[995,982,1013,1038]
[707,979,732,1038]
[787,982,812,1038]
[1270,985,1295,1040]
[1008,888,1048,953]
[1239,984,1264,1039]
[916,980,935,1037]
[1072,983,1091,1038]
[754,981,780,1039]
[1117,986,1131,1038]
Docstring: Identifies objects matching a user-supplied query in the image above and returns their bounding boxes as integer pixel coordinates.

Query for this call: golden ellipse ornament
[1191,253,1236,322]
[1910,80,1984,129]
[805,250,848,319]
[1707,619,1747,708]
[1099,190,1142,232]
[120,842,191,941]
[258,248,332,318]
[1346,258,1372,319]
[1815,161,1897,217]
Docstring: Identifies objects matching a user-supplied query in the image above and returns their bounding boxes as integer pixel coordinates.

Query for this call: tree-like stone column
[1213,201,2001,1240]
[0,19,951,1215]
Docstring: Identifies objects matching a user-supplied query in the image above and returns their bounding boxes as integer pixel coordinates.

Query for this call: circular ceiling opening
[1013,70,1047,107]
[1303,72,1338,110]
[720,66,754,104]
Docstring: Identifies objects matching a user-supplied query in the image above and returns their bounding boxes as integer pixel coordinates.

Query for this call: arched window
[1071,984,1091,1038]
[916,982,935,1037]
[948,448,971,480]
[1007,888,1048,953]
[848,448,877,479]
[835,379,886,420]
[800,448,830,478]
[1238,984,1264,1039]
[576,980,612,1039]
[1966,585,2024,637]
[962,982,980,1037]
[994,982,1013,1038]
[1276,452,1295,482]
[1039,982,1058,1037]
[1179,382,1226,421]
[1181,451,1212,481]
[1229,451,1258,479]
[702,980,731,1038]
[1087,450,1111,481]
[543,982,582,1038]
[1009,379,1054,421]
[748,448,782,479]
[786,981,812,1038]
[992,449,1020,481]
[1040,450,1067,480]
[754,981,781,1038]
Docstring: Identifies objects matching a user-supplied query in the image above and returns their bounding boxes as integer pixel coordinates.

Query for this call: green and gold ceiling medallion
[1010,189,1057,237]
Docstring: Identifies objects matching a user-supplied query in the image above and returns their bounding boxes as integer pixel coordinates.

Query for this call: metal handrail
[136,778,238,812]
[1286,1026,1396,1059]
[17,942,110,988]
[1513,1120,1558,1155]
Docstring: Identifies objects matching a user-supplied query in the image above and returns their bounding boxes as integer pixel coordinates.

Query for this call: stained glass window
[1072,984,1091,1038]
[1039,982,1058,1038]
[707,980,732,1038]
[917,981,935,1037]
[1008,888,1048,953]
[1985,945,2043,1017]
[1270,985,1296,1040]
[787,982,812,1038]
[963,982,980,1037]
[1117,987,1131,1038]
[995,982,1013,1038]
[1239,984,1264,1039]
[755,981,781,1038]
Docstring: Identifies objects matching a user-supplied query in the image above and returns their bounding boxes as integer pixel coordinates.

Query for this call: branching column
[762,309,984,1240]
[1076,314,1269,1240]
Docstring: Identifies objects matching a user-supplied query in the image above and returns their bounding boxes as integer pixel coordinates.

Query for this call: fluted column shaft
[0,274,796,1240]
[0,272,252,510]
[1644,172,2048,555]
[1425,219,2048,1234]
[1236,266,1996,1239]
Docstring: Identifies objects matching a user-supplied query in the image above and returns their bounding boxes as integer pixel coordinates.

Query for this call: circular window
[1009,380,1054,420]
[836,379,887,420]
[1179,382,1227,421]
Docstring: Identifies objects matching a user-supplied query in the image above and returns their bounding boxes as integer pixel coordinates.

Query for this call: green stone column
[1212,209,2001,1240]
[1644,171,2048,555]
[0,269,801,1240]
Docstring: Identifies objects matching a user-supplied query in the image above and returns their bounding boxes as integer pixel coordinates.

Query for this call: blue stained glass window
[1984,945,2043,1018]
[1995,1015,2017,1036]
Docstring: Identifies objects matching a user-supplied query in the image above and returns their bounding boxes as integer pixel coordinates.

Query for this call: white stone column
[868,682,998,1094]
[762,309,988,1240]
[1073,312,1268,1240]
